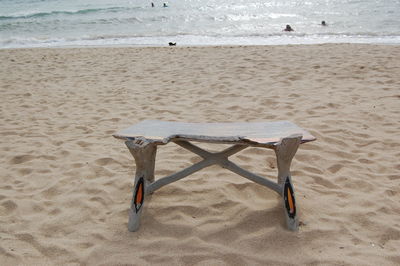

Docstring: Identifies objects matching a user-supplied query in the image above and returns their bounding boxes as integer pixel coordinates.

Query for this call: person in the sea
[321,21,327,26]
[151,2,154,7]
[163,3,168,7]
[284,24,294,32]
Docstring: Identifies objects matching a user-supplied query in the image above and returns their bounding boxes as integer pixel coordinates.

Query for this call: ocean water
[1,0,399,48]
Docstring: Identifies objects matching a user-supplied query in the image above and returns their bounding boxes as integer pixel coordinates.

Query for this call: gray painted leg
[274,135,302,231]
[282,176,298,231]
[125,139,157,232]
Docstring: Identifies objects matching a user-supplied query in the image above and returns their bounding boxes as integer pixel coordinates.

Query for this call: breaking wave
[0,7,131,20]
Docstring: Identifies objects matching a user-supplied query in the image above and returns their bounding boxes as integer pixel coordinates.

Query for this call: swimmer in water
[284,24,294,32]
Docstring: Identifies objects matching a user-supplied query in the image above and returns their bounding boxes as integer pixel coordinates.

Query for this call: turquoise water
[1,0,399,48]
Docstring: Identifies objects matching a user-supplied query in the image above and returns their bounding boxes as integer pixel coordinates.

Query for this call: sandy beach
[0,44,399,265]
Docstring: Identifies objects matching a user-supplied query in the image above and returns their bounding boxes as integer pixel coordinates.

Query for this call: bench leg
[274,135,302,231]
[125,140,157,232]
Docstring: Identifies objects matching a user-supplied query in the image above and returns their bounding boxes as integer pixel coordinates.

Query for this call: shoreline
[2,34,400,50]
[1,42,399,51]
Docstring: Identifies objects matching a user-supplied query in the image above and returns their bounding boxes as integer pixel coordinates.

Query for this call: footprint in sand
[10,154,35,164]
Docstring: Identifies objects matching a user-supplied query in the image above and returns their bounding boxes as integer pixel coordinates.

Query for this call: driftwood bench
[113,120,316,232]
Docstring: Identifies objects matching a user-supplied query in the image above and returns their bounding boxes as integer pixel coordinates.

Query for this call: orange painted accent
[287,188,294,214]
[136,183,143,204]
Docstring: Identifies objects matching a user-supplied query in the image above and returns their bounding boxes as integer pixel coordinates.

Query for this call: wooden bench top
[113,120,316,148]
